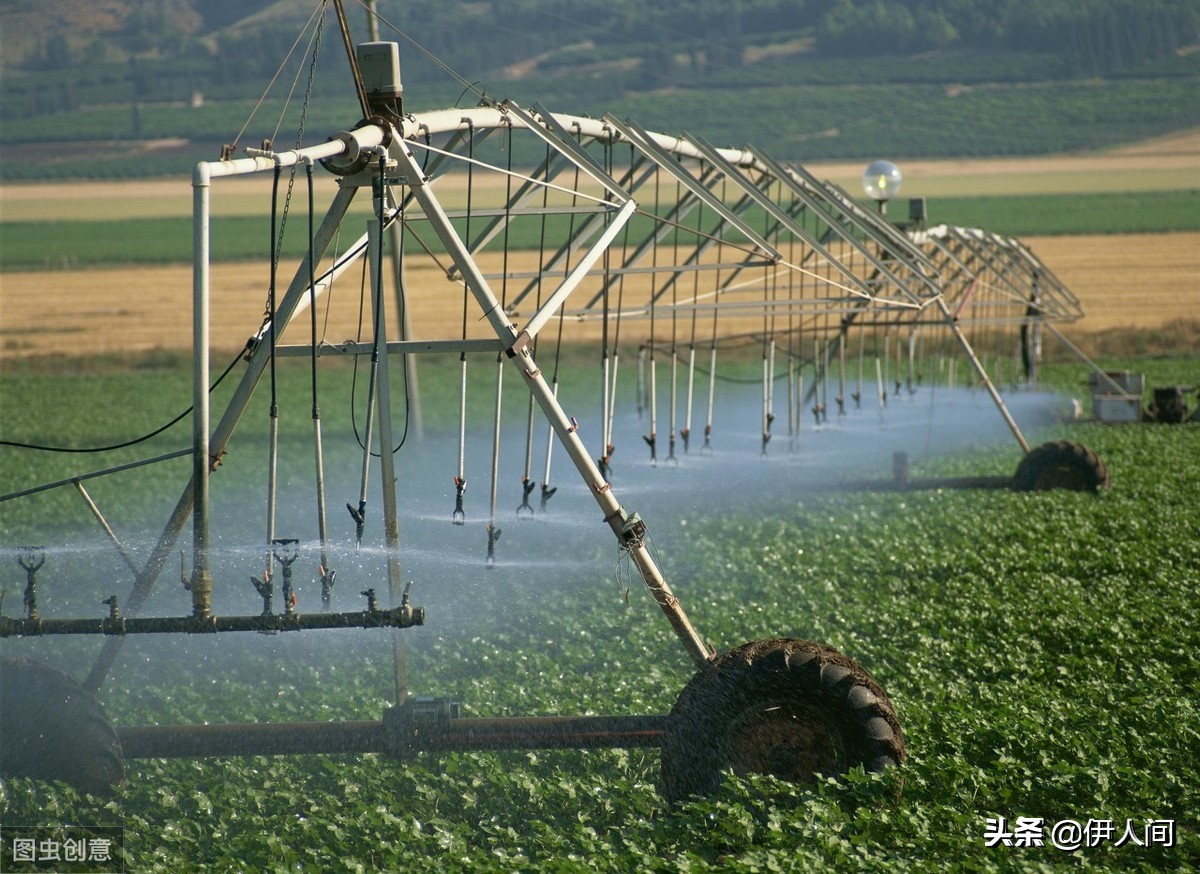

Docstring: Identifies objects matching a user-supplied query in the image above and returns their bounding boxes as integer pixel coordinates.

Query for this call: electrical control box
[357,41,402,115]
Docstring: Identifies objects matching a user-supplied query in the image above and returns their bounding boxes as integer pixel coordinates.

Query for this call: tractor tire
[660,638,905,803]
[0,657,125,797]
[1012,440,1110,492]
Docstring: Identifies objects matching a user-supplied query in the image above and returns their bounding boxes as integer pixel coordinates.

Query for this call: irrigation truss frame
[0,10,1110,798]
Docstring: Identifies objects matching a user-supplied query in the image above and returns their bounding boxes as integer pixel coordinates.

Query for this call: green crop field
[3,5,1198,866]
[2,188,1197,272]
[2,62,1198,181]
[0,353,1197,870]
[922,190,1200,237]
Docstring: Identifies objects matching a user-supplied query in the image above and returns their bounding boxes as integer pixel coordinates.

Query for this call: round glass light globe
[862,160,903,201]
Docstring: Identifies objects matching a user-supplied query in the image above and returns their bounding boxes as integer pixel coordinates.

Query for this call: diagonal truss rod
[695,135,930,307]
[578,162,721,311]
[934,228,1042,309]
[685,134,887,301]
[632,162,852,314]
[578,150,824,316]
[790,170,940,280]
[506,147,659,311]
[606,116,781,260]
[86,179,364,693]
[391,133,713,670]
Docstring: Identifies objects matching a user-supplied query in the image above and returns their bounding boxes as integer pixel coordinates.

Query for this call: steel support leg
[85,184,361,692]
[395,138,714,670]
[937,298,1031,454]
[368,216,409,705]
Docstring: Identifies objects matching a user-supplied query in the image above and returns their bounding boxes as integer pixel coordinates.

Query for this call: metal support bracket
[382,696,462,758]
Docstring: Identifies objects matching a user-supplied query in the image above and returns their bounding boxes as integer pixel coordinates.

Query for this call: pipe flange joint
[320,116,395,177]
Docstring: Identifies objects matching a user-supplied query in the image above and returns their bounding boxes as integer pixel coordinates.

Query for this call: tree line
[816,0,1199,74]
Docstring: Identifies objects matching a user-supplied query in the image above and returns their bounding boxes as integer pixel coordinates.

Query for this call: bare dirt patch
[806,148,1200,197]
[1106,128,1200,157]
[0,250,612,360]
[0,175,348,221]
[805,126,1200,196]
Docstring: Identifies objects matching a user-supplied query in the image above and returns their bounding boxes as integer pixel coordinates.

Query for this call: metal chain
[273,11,326,271]
[257,11,326,336]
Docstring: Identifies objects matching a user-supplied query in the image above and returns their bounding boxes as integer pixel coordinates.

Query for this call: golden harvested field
[2,232,1195,361]
[1,130,1197,360]
[808,129,1200,197]
[1021,233,1198,333]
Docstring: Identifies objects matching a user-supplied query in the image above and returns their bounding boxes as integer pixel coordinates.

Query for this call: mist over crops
[2,354,1197,870]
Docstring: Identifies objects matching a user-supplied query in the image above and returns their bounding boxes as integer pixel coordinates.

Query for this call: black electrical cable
[0,352,243,453]
[349,255,370,450]
[391,194,411,455]
[347,163,410,458]
[308,159,320,419]
[387,175,411,455]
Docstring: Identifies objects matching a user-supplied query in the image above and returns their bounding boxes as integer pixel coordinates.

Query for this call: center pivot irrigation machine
[1,3,1110,804]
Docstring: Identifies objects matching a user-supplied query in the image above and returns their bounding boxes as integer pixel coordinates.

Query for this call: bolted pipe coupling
[320,118,393,177]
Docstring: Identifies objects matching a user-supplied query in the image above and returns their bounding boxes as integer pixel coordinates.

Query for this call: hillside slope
[2,1,1198,179]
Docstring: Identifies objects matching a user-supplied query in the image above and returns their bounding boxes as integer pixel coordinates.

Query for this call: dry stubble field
[1,132,1197,360]
[1,233,1197,362]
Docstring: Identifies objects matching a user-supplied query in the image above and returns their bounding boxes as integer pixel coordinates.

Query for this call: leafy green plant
[1,353,1197,869]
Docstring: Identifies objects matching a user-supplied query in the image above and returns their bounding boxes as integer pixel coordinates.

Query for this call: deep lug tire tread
[660,638,905,803]
[1012,440,1110,492]
[0,657,126,797]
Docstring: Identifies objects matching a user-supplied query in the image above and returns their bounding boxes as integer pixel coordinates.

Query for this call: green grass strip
[1,190,1196,271]
[925,189,1200,236]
